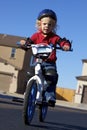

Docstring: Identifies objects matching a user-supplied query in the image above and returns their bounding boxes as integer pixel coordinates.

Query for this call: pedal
[48,100,55,107]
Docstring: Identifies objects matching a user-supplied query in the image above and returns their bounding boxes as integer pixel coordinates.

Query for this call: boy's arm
[57,37,71,51]
[19,37,34,50]
[20,37,34,45]
[25,37,34,45]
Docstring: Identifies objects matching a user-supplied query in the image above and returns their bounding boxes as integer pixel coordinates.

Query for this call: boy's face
[40,17,55,35]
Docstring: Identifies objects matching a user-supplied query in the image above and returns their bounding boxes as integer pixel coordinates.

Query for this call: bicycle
[17,41,72,125]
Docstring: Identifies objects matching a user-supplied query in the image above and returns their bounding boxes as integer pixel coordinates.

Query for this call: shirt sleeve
[57,37,71,48]
[30,33,38,44]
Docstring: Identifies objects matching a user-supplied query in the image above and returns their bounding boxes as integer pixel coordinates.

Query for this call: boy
[20,9,71,106]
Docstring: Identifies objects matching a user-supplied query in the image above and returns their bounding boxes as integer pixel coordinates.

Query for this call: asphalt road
[0,97,87,130]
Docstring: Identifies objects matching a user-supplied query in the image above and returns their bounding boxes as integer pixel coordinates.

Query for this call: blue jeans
[41,62,58,100]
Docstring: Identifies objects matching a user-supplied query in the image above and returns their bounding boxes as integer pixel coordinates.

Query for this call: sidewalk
[0,91,87,111]
[56,100,87,111]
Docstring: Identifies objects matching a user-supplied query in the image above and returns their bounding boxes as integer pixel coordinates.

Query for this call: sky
[0,0,87,90]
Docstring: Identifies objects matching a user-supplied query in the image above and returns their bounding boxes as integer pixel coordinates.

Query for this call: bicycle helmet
[37,9,57,22]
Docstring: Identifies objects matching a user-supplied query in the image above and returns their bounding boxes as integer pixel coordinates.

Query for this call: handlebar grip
[16,42,21,45]
[69,49,73,51]
[16,41,29,50]
[56,47,73,51]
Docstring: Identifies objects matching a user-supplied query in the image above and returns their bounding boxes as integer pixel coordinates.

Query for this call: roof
[0,33,26,48]
[76,76,87,81]
[82,59,87,63]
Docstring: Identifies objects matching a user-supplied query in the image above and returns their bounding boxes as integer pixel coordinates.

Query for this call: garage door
[81,85,87,104]
[0,73,13,92]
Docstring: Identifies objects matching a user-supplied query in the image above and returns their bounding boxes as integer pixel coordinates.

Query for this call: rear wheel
[39,102,48,122]
[23,80,37,125]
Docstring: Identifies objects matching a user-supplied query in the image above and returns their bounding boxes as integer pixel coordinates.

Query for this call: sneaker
[48,97,56,107]
[44,92,56,107]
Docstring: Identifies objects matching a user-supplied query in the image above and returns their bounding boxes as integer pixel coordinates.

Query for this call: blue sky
[0,0,87,89]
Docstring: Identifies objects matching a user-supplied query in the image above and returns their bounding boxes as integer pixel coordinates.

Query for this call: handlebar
[56,46,73,51]
[16,42,73,52]
[16,42,31,50]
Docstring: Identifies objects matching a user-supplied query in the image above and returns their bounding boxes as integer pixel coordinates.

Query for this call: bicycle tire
[39,102,48,122]
[23,79,37,125]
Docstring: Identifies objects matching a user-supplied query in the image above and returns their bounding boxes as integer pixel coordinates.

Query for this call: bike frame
[27,58,45,102]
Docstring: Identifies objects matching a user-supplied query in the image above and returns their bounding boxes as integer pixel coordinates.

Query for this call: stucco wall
[56,87,75,102]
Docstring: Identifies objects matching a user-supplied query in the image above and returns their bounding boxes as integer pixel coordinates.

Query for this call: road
[0,97,87,130]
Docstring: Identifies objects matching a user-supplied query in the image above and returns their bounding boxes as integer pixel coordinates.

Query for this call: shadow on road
[45,121,87,130]
[29,121,87,130]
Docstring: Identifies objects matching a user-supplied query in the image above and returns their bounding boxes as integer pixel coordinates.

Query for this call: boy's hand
[20,40,26,45]
[58,37,72,51]
[63,45,70,51]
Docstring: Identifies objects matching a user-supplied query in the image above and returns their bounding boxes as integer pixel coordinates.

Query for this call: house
[75,59,87,104]
[0,33,33,94]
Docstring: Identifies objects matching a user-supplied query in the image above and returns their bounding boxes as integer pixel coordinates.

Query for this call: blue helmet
[37,9,57,22]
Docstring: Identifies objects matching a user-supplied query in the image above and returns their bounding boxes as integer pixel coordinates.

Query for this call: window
[10,48,16,58]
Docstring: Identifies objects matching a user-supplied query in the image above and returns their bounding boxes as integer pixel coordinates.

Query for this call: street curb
[56,100,87,111]
[0,91,87,111]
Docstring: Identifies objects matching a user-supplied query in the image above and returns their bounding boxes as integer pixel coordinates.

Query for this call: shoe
[44,92,56,107]
[48,97,56,107]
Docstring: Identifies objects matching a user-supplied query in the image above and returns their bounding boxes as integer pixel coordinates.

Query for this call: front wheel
[39,102,48,122]
[23,79,37,125]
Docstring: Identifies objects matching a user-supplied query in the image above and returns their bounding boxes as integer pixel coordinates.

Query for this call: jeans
[41,62,58,100]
